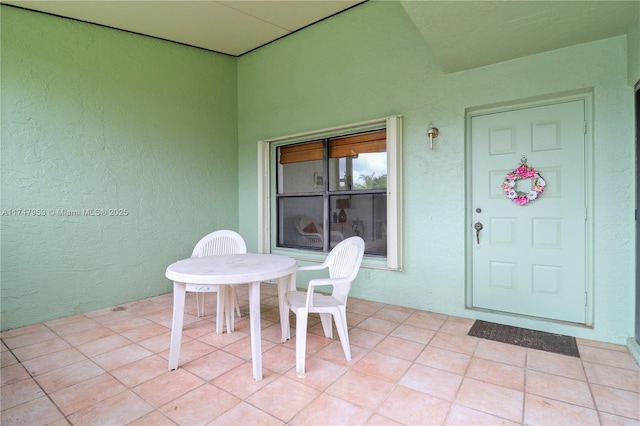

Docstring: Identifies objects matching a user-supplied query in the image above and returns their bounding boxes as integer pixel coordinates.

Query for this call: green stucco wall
[237,1,636,343]
[0,6,239,330]
[628,13,640,86]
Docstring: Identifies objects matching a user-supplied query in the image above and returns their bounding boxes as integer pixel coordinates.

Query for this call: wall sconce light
[427,124,439,150]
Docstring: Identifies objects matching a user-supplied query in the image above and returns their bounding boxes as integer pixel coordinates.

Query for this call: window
[258,116,402,270]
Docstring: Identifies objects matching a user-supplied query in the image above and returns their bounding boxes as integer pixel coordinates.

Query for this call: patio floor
[1,284,639,425]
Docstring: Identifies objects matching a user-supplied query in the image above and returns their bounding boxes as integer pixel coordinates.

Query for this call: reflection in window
[277,130,387,256]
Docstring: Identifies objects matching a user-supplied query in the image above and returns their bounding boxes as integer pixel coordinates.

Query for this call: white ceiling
[2,0,639,73]
[0,0,366,56]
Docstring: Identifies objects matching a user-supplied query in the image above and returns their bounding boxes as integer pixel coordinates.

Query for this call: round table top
[166,253,298,285]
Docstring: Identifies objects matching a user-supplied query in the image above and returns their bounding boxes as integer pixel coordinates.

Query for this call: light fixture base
[427,125,439,150]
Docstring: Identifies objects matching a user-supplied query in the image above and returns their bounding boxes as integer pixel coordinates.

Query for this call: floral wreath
[502,156,546,205]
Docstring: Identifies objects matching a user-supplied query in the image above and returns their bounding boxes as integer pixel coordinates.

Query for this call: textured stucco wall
[628,13,640,86]
[237,1,636,343]
[1,7,239,330]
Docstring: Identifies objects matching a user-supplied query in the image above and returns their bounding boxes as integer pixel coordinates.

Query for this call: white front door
[470,99,587,324]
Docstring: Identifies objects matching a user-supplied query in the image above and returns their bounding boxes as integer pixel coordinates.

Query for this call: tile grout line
[1,326,71,424]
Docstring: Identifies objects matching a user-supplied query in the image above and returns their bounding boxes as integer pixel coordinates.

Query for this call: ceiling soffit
[401,1,640,73]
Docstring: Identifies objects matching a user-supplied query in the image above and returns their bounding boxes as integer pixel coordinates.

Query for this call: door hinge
[584,121,587,134]
[584,292,588,306]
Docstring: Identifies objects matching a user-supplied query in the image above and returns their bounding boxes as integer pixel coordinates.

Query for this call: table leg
[278,272,296,343]
[168,281,186,371]
[248,281,262,381]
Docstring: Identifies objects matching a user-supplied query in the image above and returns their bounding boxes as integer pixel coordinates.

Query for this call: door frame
[464,90,594,326]
[634,79,639,345]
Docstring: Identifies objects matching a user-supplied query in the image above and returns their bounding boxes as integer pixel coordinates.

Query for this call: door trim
[634,79,639,344]
[464,90,594,326]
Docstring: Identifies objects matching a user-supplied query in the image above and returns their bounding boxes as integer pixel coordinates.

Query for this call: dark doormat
[468,320,580,358]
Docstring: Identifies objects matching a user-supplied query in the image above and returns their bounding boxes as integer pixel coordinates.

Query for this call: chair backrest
[192,230,247,257]
[324,236,365,302]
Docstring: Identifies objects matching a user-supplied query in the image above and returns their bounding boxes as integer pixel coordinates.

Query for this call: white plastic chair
[285,236,365,376]
[187,230,246,334]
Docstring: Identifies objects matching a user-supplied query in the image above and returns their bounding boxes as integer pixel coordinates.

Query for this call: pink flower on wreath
[518,167,535,178]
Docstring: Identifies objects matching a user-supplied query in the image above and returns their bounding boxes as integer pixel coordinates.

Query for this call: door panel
[471,100,587,323]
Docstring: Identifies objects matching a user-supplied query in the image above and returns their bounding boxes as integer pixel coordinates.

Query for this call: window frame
[258,115,403,271]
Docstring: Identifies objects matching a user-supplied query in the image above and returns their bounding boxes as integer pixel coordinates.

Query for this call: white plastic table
[166,253,297,381]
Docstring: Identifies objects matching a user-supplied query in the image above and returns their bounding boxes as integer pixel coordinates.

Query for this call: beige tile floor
[2,284,639,425]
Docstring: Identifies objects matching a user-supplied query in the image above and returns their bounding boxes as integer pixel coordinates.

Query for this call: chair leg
[332,309,351,361]
[319,313,333,339]
[295,311,308,377]
[196,293,205,318]
[225,286,235,333]
[215,291,224,334]
[233,286,241,317]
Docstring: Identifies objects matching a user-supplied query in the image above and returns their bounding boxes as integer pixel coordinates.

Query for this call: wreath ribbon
[502,156,546,205]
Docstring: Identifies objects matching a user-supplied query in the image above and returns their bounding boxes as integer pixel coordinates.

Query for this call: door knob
[474,222,483,245]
